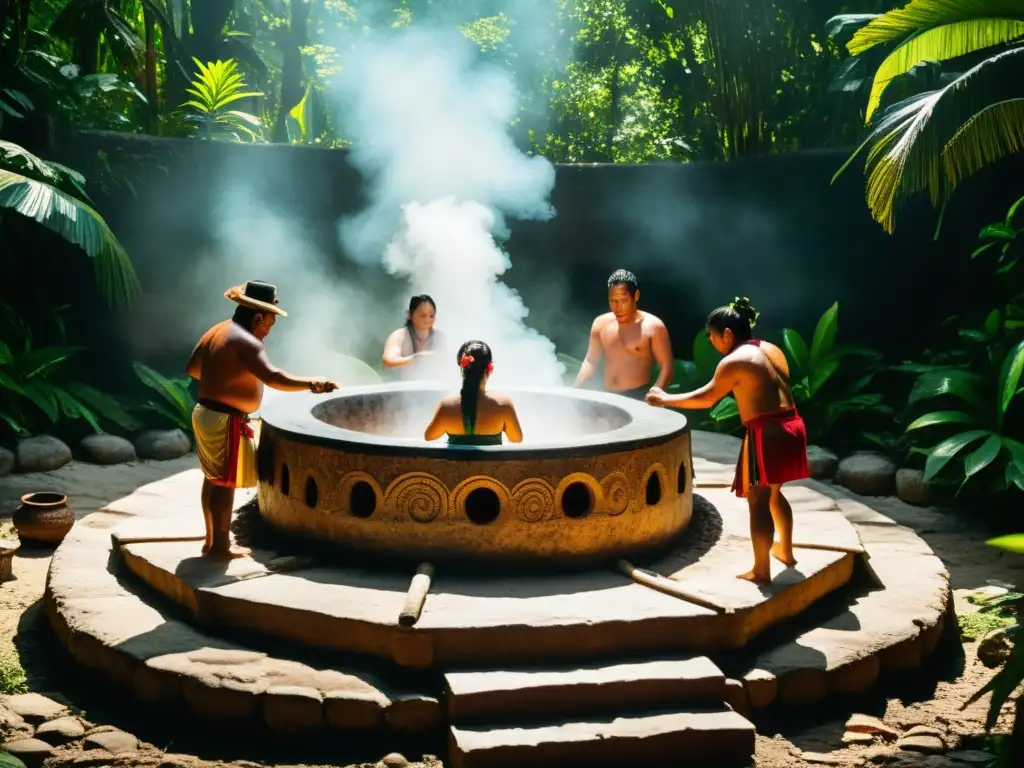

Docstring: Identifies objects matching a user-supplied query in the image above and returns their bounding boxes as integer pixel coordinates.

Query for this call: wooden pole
[616,559,727,614]
[399,563,435,627]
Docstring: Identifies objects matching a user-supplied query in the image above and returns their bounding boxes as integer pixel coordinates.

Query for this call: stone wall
[60,131,1021,380]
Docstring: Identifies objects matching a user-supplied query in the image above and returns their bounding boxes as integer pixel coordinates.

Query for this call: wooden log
[0,542,19,584]
[399,563,435,627]
[616,559,727,614]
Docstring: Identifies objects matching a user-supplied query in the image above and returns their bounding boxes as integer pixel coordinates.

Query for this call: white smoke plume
[330,25,565,387]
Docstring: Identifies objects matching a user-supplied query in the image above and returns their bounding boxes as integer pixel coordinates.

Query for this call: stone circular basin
[256,383,693,563]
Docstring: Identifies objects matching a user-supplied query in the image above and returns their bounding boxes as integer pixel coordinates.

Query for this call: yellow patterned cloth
[192,403,257,488]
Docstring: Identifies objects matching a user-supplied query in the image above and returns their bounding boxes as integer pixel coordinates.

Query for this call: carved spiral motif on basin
[385,473,449,524]
[600,471,631,516]
[511,479,556,523]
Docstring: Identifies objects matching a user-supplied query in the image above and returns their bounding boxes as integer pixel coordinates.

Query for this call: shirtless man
[646,298,810,583]
[186,281,340,559]
[573,269,674,399]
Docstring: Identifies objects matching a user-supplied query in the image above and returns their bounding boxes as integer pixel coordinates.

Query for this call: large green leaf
[809,302,839,369]
[997,337,1024,422]
[923,429,990,481]
[20,379,61,422]
[846,0,1024,122]
[692,330,720,379]
[780,328,810,376]
[0,143,140,310]
[836,45,1024,233]
[133,362,194,421]
[0,749,28,768]
[808,357,840,396]
[988,533,1024,553]
[908,370,989,415]
[963,622,1024,729]
[54,387,101,433]
[21,346,81,379]
[963,433,1002,479]
[65,382,140,431]
[905,409,979,431]
[709,397,740,422]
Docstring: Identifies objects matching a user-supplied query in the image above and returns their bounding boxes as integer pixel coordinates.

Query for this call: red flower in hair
[486,363,494,374]
[460,355,474,368]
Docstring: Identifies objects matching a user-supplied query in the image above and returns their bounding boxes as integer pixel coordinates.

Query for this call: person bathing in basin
[645,298,809,584]
[187,281,341,560]
[382,294,447,380]
[424,341,523,446]
[573,269,674,401]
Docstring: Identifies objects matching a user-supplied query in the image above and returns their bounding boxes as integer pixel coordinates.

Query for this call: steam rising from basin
[257,384,693,564]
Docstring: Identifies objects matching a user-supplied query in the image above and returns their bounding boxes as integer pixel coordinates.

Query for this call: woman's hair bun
[729,297,760,328]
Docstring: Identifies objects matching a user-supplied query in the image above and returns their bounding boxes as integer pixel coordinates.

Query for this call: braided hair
[706,297,760,343]
[404,294,436,352]
[457,340,493,434]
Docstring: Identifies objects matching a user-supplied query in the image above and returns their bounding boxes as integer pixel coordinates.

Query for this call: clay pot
[13,492,74,545]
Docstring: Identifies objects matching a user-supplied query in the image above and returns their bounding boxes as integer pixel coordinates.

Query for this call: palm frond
[0,160,140,310]
[944,97,1024,185]
[851,45,1024,233]
[849,0,1024,56]
[859,10,1024,121]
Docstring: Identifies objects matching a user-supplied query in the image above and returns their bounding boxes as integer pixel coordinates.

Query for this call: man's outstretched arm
[240,339,335,392]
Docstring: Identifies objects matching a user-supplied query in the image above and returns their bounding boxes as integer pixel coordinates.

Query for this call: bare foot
[771,542,797,567]
[737,569,771,584]
[205,544,251,560]
[201,541,212,555]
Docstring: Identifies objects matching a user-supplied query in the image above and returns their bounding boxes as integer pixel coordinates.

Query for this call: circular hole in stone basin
[305,477,318,510]
[312,390,632,442]
[280,464,291,497]
[645,472,662,506]
[349,482,377,519]
[561,482,593,519]
[257,443,275,486]
[465,487,500,525]
[677,462,688,495]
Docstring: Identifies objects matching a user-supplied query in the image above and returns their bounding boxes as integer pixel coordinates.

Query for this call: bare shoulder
[226,322,261,352]
[592,312,615,331]
[385,327,406,344]
[487,391,515,407]
[439,394,461,409]
[641,312,667,331]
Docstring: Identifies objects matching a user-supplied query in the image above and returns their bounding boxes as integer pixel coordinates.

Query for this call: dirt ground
[1,465,1021,767]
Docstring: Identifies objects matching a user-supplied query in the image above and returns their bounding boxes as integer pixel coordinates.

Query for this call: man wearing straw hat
[186,281,339,559]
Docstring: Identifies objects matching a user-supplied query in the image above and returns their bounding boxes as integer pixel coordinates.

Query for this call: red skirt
[731,407,810,498]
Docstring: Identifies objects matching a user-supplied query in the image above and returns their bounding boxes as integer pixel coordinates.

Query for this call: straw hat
[224,281,288,316]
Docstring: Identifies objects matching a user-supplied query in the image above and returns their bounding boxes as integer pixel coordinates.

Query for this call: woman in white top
[382,295,447,379]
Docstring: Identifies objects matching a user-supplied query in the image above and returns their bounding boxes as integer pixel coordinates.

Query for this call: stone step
[445,656,726,722]
[448,706,756,768]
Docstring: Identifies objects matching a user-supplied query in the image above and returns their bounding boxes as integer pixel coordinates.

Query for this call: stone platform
[42,432,951,767]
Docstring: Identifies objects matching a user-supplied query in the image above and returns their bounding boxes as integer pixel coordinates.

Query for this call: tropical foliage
[133,362,196,435]
[0,304,137,439]
[0,139,140,309]
[779,301,890,449]
[832,0,1024,232]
